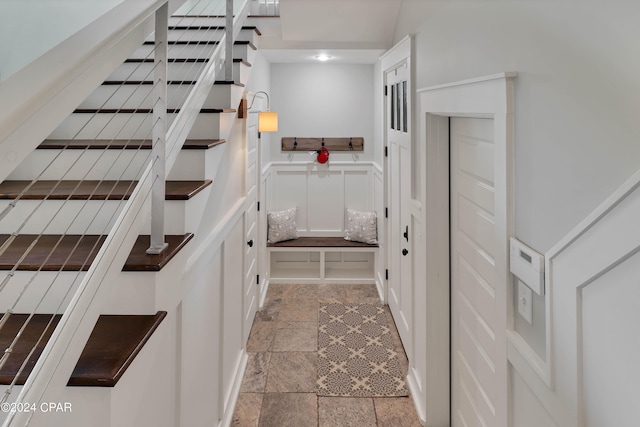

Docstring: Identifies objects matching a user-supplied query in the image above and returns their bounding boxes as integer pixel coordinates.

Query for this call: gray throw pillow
[267,207,298,243]
[344,209,378,244]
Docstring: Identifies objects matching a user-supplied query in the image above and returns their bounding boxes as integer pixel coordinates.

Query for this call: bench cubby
[267,237,378,284]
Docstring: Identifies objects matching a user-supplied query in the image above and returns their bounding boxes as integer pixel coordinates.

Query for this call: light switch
[517,280,533,325]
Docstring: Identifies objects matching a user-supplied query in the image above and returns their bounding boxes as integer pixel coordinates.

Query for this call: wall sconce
[248,91,278,133]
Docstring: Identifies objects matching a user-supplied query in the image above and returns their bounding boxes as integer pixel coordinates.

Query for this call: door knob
[403,225,409,242]
[402,248,408,256]
[247,240,254,247]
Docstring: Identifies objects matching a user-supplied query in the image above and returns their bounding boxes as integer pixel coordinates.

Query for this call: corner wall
[394,0,640,253]
[269,63,374,163]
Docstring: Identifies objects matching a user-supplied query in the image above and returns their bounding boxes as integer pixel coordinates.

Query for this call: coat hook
[349,137,353,151]
[321,137,325,147]
[293,137,298,150]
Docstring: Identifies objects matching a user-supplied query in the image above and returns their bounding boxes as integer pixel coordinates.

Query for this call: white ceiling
[250,0,402,64]
[279,0,402,45]
[260,48,386,64]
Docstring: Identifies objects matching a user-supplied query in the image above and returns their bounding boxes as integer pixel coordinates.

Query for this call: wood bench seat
[267,236,378,248]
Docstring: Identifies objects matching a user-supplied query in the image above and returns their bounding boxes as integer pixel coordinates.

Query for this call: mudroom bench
[267,237,379,284]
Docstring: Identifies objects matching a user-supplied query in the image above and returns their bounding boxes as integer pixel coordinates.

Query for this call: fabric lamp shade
[258,111,278,132]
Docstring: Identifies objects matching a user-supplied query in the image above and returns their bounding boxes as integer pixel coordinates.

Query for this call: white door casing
[416,73,516,427]
[385,61,413,357]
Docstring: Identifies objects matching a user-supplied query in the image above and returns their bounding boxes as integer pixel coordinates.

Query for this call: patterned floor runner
[317,303,409,397]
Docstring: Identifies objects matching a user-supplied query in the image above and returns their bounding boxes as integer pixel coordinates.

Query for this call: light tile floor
[232,283,423,427]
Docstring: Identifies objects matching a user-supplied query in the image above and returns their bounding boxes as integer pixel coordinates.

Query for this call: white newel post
[225,0,234,81]
[147,2,169,255]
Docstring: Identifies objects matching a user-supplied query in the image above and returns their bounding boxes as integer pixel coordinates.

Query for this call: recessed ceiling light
[314,54,333,62]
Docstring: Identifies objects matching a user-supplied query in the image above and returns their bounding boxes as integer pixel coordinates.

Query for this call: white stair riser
[8,149,152,181]
[0,194,206,235]
[130,43,254,61]
[234,61,251,83]
[0,217,197,315]
[7,145,224,182]
[105,61,250,86]
[166,28,257,45]
[0,271,84,314]
[169,145,226,180]
[0,268,178,316]
[48,112,232,140]
[233,43,256,64]
[169,17,227,26]
[78,83,242,111]
[102,272,156,314]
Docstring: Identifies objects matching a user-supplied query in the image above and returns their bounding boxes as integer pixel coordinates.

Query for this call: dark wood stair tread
[0,312,166,387]
[268,236,379,248]
[0,233,193,272]
[38,139,225,150]
[0,180,211,201]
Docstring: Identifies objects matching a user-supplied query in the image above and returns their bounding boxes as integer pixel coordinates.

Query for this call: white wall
[394,0,640,253]
[270,63,375,163]
[0,0,124,81]
[244,51,272,169]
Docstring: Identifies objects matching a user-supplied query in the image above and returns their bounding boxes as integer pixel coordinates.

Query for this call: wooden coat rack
[281,137,364,152]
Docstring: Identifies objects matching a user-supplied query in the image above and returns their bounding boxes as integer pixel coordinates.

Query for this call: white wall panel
[268,164,376,235]
[221,218,245,411]
[308,170,343,232]
[511,368,559,427]
[181,248,222,427]
[345,170,371,212]
[582,251,640,427]
[273,170,307,229]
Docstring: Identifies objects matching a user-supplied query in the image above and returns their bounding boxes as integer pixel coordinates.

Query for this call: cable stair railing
[0,0,252,424]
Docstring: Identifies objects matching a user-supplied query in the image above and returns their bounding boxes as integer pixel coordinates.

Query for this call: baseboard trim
[406,372,427,426]
[220,350,248,427]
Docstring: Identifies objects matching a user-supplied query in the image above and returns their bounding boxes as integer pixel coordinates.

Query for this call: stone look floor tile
[280,283,319,299]
[259,393,317,427]
[318,397,377,427]
[374,397,422,427]
[255,298,282,322]
[246,321,276,352]
[265,351,317,392]
[266,283,285,299]
[240,352,271,393]
[234,284,421,426]
[278,298,318,322]
[272,321,318,352]
[318,283,348,299]
[232,393,263,427]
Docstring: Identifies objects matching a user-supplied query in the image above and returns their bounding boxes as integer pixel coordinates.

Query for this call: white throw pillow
[344,209,378,244]
[267,207,298,243]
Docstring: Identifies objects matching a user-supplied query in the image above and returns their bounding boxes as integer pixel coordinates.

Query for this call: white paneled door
[243,124,259,343]
[386,62,412,355]
[450,117,506,427]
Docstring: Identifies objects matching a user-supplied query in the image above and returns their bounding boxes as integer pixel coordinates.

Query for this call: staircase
[0,1,262,425]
